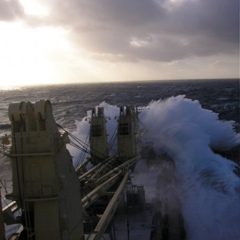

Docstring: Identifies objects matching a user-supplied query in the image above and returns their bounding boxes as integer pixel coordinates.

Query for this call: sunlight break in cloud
[0,0,238,86]
[19,0,50,16]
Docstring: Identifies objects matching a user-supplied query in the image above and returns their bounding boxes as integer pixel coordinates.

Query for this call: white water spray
[71,95,240,240]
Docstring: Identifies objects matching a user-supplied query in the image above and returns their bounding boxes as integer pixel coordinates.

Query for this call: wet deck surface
[113,204,153,240]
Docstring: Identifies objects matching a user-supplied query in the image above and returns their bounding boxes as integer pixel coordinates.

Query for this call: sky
[0,0,239,87]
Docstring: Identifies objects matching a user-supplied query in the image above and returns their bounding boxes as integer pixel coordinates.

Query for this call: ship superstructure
[0,100,185,240]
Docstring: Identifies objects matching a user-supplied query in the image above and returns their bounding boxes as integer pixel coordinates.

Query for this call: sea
[0,78,240,240]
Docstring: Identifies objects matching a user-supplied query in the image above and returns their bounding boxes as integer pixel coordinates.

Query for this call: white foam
[140,95,240,240]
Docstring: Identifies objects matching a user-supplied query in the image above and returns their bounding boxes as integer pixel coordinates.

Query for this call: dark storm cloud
[0,0,23,21]
[50,0,163,27]
[27,0,240,62]
[166,0,239,45]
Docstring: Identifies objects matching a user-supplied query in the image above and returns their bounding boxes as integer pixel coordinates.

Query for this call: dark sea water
[0,79,239,133]
[0,78,240,240]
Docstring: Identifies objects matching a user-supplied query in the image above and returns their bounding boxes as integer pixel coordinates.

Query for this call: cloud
[0,0,24,21]
[5,0,240,63]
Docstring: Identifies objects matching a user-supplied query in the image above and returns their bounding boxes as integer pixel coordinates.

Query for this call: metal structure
[6,100,84,240]
[89,107,109,164]
[0,100,186,240]
[117,106,139,161]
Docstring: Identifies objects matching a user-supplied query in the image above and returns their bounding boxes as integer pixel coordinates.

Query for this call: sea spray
[70,96,240,240]
[140,95,240,240]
